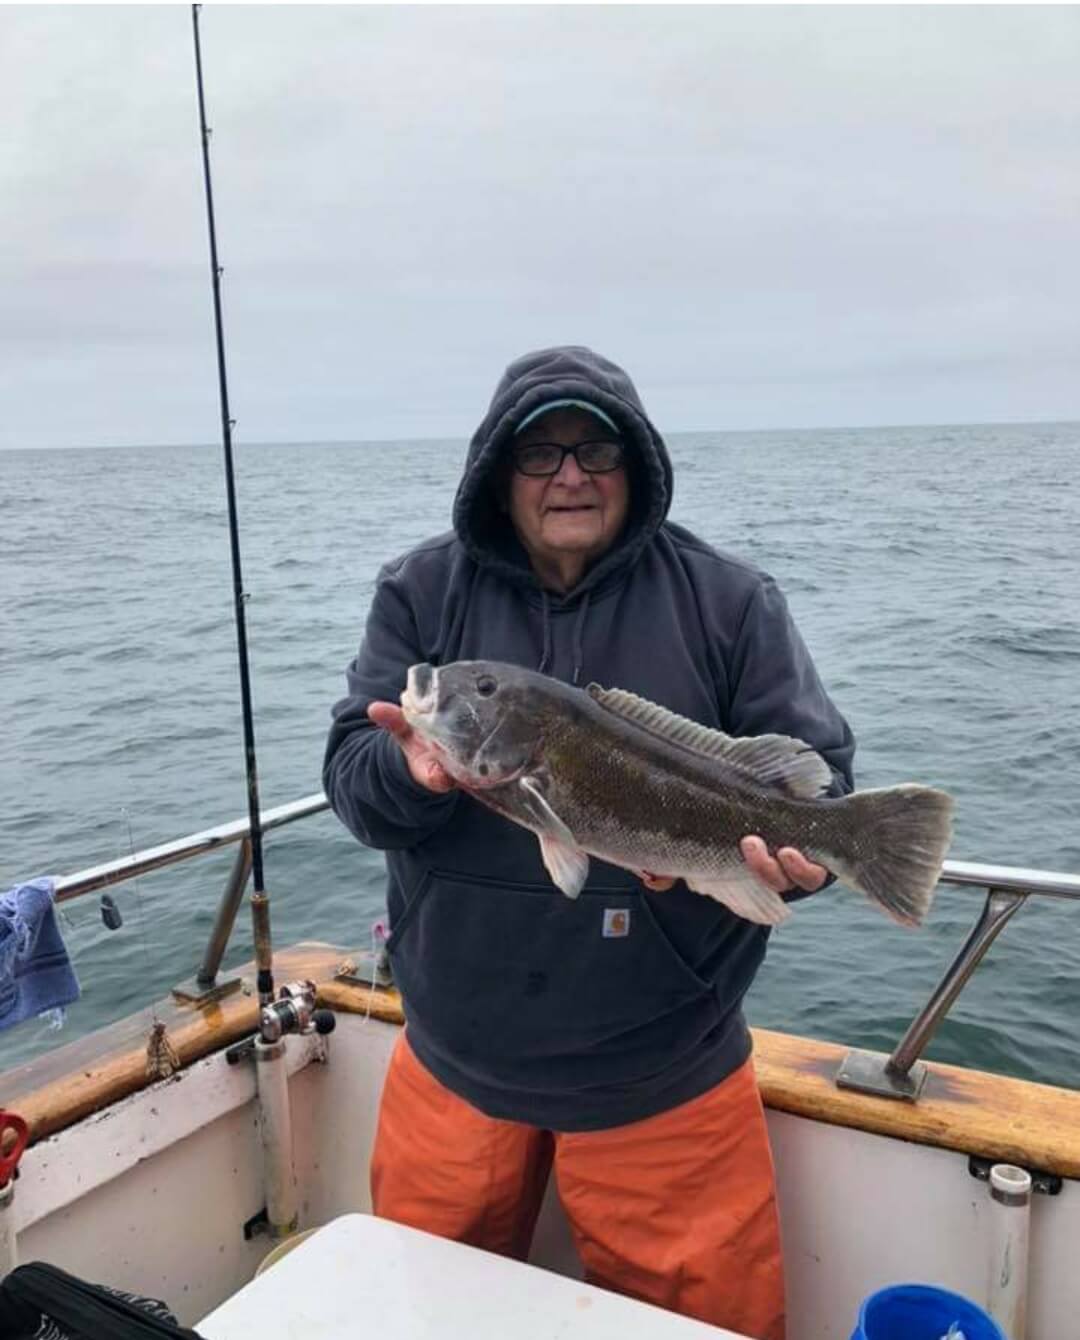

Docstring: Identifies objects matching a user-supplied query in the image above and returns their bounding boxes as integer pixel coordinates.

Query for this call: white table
[198,1213,751,1339]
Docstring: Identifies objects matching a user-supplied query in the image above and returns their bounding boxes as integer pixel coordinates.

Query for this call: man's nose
[553,450,588,485]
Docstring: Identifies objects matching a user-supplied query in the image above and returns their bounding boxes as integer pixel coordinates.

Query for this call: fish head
[401,661,545,787]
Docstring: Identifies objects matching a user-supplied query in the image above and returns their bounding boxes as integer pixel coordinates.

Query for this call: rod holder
[987,1163,1031,1339]
[254,1037,298,1240]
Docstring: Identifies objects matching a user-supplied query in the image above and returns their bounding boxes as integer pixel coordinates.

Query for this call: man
[324,346,854,1340]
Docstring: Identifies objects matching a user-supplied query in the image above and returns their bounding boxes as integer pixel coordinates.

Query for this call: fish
[399,660,955,927]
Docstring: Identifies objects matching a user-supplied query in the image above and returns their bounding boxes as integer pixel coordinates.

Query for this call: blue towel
[0,877,80,1032]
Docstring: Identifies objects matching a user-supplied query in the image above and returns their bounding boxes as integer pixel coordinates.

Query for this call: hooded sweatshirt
[324,345,855,1131]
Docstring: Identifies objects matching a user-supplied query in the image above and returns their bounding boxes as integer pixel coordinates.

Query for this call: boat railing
[46,793,1080,1101]
[53,794,328,1000]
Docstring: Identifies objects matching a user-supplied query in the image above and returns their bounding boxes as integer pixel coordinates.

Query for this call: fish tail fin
[828,784,954,927]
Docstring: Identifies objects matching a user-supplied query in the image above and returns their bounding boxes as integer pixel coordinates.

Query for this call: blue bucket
[851,1283,1007,1340]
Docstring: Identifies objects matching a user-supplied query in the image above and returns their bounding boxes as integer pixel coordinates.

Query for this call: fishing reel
[259,979,336,1044]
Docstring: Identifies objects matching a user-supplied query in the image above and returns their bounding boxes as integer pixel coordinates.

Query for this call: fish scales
[539,698,848,879]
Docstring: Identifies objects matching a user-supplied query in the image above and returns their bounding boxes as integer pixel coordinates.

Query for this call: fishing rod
[191,3,273,1007]
[190,11,332,1243]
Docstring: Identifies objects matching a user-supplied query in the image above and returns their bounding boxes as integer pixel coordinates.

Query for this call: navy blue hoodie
[324,346,854,1131]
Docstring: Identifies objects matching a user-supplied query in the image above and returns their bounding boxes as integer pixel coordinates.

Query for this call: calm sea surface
[2,424,1078,1085]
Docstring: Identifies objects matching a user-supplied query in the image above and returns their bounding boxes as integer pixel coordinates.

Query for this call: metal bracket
[172,974,246,1006]
[226,1024,331,1069]
[835,1048,928,1101]
[225,1034,258,1067]
[334,947,394,990]
[968,1155,1062,1197]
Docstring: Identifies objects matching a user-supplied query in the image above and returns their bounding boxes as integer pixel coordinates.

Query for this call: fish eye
[477,763,489,777]
[476,675,497,698]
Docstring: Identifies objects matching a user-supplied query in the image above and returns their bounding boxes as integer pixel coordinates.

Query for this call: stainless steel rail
[838,860,1080,1101]
[196,837,253,989]
[884,889,1026,1079]
[42,794,1080,1085]
[54,794,330,901]
[55,794,329,999]
[936,859,1080,901]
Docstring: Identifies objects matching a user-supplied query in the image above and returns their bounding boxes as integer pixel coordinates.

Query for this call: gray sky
[3,4,1078,448]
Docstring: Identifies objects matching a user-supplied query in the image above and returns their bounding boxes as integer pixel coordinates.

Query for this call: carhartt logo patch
[602,908,631,938]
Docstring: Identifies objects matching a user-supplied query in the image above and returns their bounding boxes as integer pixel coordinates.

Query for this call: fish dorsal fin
[586,685,832,800]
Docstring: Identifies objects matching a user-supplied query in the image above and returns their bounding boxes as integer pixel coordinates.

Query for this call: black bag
[0,1262,207,1339]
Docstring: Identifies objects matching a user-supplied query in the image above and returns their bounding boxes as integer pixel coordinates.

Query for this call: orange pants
[370,1033,785,1340]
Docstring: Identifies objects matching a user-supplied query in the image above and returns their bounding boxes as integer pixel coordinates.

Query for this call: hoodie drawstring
[537,589,553,675]
[536,587,592,684]
[571,590,591,686]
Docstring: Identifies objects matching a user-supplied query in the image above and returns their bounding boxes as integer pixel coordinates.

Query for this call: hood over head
[452,346,674,596]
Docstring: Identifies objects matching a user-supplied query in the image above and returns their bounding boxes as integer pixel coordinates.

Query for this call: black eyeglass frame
[509,439,625,478]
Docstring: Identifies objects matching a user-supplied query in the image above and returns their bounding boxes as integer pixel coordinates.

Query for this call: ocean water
[2,423,1078,1087]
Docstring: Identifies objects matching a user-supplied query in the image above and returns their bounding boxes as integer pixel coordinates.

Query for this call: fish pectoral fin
[517,775,575,841]
[537,832,590,899]
[518,776,589,898]
[686,870,793,925]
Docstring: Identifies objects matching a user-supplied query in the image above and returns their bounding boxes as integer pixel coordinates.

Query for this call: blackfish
[401,659,954,927]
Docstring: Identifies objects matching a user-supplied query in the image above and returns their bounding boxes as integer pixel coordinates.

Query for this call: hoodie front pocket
[387,868,720,1090]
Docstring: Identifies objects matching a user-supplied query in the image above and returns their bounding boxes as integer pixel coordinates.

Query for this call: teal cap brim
[514,399,620,435]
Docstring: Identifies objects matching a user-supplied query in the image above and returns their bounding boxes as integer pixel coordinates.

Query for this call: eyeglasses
[510,440,625,478]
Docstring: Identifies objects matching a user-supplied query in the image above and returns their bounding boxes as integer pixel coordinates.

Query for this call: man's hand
[637,839,827,896]
[368,701,456,794]
[740,836,827,893]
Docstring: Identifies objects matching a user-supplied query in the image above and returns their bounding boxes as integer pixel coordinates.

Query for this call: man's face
[506,407,630,575]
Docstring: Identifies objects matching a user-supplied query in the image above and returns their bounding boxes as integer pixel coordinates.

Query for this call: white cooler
[198,1213,751,1339]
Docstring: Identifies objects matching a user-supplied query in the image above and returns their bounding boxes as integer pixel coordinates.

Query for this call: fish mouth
[401,663,437,724]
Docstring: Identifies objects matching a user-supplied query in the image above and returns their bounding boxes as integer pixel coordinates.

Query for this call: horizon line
[3,415,1078,453]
